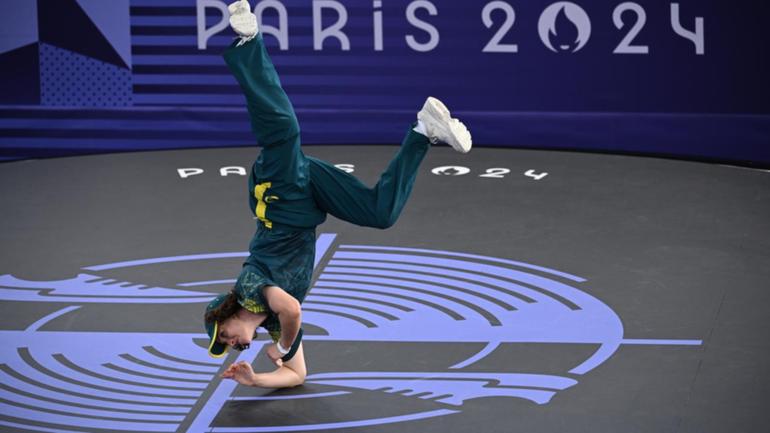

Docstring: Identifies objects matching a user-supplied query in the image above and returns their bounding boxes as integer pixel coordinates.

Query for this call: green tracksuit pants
[223,35,431,231]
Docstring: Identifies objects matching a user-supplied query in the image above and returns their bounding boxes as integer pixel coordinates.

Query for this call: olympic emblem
[538,1,592,53]
[0,233,701,432]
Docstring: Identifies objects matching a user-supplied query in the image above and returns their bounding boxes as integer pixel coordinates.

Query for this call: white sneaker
[417,97,472,153]
[228,0,258,43]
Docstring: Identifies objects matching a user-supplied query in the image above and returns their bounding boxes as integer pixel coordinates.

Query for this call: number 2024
[482,2,704,55]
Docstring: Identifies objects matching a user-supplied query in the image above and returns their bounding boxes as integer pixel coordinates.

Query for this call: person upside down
[204,0,472,388]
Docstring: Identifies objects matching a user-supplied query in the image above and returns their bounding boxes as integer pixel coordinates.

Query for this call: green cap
[204,293,229,358]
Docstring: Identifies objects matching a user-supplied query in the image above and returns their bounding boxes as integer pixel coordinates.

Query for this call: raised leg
[223,36,300,153]
[308,126,431,229]
[224,35,316,227]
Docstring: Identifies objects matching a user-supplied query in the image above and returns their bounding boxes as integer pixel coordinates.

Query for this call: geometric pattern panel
[75,0,131,67]
[0,0,38,55]
[40,43,131,107]
[38,0,127,69]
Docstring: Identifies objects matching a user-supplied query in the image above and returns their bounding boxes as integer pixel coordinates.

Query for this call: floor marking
[314,233,337,268]
[209,409,460,432]
[338,245,586,282]
[24,306,82,332]
[229,391,350,401]
[183,349,256,433]
[449,341,500,369]
[621,339,703,346]
[177,280,236,287]
[84,253,249,271]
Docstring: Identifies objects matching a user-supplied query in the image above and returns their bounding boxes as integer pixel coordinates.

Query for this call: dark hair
[204,290,241,324]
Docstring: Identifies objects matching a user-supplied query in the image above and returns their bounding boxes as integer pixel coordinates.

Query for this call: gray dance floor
[0,145,768,433]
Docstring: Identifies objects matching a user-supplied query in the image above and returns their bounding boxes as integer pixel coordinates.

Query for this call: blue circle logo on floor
[0,233,701,432]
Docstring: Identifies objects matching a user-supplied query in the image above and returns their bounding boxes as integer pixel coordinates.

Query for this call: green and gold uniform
[220,34,430,345]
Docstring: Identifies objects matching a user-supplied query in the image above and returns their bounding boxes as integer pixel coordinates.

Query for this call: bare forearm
[262,285,302,350]
[277,309,301,350]
[222,344,306,389]
[252,365,304,388]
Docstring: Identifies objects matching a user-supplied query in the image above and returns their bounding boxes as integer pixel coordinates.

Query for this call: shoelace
[236,33,257,47]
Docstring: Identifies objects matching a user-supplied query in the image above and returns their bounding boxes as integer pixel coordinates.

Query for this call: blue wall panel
[0,0,768,165]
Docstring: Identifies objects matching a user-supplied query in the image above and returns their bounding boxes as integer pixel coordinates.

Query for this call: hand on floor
[221,360,257,386]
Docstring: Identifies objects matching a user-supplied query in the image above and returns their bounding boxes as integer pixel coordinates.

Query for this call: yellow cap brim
[207,321,228,358]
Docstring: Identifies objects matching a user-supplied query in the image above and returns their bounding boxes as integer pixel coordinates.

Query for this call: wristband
[280,328,303,362]
[276,341,290,355]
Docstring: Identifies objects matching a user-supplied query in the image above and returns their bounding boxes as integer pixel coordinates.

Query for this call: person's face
[217,315,253,351]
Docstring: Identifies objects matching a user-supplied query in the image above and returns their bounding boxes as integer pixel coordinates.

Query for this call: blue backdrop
[1,0,768,165]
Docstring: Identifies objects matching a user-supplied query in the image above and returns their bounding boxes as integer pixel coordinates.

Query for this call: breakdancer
[204,0,472,388]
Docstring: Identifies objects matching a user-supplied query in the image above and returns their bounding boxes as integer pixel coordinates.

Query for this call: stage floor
[0,145,768,433]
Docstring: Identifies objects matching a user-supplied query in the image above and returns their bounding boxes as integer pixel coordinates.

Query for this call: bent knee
[376,214,398,229]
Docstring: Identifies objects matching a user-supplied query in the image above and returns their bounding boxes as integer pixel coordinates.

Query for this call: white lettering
[256,0,290,50]
[482,1,518,53]
[335,163,355,173]
[220,166,247,176]
[613,2,649,54]
[670,3,704,55]
[524,169,548,181]
[196,0,229,50]
[406,1,439,52]
[313,0,351,51]
[178,168,205,179]
[431,166,470,176]
[479,168,511,178]
[373,0,384,51]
